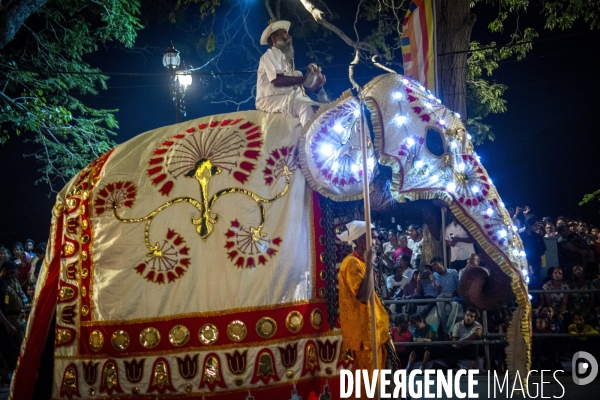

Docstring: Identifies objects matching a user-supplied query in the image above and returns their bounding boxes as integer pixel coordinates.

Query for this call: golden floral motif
[111,330,130,351]
[169,325,190,346]
[227,320,247,342]
[56,329,72,345]
[139,327,161,348]
[199,324,219,345]
[62,367,77,395]
[152,361,170,389]
[311,308,323,329]
[203,356,220,384]
[256,317,277,339]
[89,330,104,351]
[63,242,76,257]
[82,219,89,230]
[285,311,304,333]
[58,287,75,302]
[103,363,118,390]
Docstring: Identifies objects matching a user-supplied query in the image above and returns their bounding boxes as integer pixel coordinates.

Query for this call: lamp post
[163,42,192,123]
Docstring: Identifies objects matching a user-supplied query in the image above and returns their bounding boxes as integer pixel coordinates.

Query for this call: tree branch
[0,0,48,49]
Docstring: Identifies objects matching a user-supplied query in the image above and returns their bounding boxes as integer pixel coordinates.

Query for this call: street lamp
[163,42,192,122]
[163,42,180,70]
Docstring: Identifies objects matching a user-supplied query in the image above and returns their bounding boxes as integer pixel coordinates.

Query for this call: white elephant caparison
[11,73,531,399]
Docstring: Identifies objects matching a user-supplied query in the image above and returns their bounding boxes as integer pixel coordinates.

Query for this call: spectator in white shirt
[445,215,475,271]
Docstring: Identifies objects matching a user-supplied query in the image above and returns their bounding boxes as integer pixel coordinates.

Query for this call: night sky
[1,1,599,246]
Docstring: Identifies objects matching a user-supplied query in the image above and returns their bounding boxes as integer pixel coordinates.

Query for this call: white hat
[336,221,376,246]
[260,20,291,45]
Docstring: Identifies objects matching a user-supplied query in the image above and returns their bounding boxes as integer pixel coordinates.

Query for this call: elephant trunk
[458,262,514,310]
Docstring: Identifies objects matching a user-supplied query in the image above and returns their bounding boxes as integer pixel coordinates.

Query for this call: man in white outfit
[256,20,327,126]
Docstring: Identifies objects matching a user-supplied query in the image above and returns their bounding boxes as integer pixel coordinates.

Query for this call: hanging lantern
[163,42,180,70]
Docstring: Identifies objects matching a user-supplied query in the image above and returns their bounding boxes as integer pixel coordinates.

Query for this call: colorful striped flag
[401,0,436,92]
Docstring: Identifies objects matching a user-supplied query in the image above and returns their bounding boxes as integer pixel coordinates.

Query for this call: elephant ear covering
[505,307,528,384]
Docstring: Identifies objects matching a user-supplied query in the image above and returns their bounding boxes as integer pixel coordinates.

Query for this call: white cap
[336,221,375,246]
[260,20,291,45]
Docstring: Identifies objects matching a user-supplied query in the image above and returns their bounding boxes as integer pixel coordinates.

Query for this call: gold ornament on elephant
[111,159,291,255]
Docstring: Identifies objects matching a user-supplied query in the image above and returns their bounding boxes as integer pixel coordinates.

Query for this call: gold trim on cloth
[310,309,323,329]
[55,330,342,360]
[449,203,531,376]
[227,320,247,342]
[285,311,304,333]
[169,325,190,347]
[89,330,104,352]
[139,327,161,348]
[256,317,277,339]
[199,324,219,345]
[111,330,130,351]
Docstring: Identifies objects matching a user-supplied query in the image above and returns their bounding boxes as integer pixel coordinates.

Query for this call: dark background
[1,1,599,246]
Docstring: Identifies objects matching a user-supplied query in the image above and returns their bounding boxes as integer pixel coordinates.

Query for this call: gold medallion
[63,242,76,257]
[59,287,75,301]
[256,317,277,339]
[310,308,323,329]
[81,250,88,261]
[234,378,244,387]
[89,330,104,351]
[81,268,89,278]
[88,387,95,396]
[227,320,247,342]
[325,367,333,375]
[185,383,193,393]
[111,330,130,350]
[319,270,326,280]
[81,235,90,244]
[132,386,140,395]
[169,325,190,347]
[81,305,89,317]
[82,219,89,230]
[319,287,326,297]
[286,370,294,379]
[198,324,218,345]
[285,311,304,333]
[139,327,161,348]
[81,286,87,297]
[56,329,72,345]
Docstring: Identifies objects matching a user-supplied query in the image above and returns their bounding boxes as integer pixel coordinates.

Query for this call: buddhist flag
[401,0,436,91]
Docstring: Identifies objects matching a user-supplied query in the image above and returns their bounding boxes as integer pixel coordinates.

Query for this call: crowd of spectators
[370,207,600,373]
[0,239,45,386]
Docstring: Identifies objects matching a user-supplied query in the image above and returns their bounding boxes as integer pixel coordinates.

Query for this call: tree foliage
[0,0,142,191]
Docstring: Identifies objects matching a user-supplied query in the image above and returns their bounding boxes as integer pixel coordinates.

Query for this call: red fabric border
[10,210,64,399]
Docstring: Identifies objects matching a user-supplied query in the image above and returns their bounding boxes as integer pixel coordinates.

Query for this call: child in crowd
[406,313,437,372]
[390,314,413,369]
[532,315,553,369]
[541,306,564,333]
[568,312,599,355]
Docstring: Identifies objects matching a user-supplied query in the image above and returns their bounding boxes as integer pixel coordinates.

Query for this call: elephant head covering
[336,221,375,247]
[260,20,291,45]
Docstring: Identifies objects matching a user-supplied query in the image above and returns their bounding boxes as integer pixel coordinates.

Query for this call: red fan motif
[147,119,263,196]
[94,181,137,216]
[263,145,297,186]
[134,229,191,284]
[224,219,281,268]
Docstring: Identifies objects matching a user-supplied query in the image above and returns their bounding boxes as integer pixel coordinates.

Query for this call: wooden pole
[359,97,380,399]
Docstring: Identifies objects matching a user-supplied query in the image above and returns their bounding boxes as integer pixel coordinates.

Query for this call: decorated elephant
[10,73,530,399]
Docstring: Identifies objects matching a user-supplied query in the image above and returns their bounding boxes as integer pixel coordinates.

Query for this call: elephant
[10,73,531,399]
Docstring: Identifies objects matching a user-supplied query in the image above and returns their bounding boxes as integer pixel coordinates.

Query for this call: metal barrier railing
[383,288,600,371]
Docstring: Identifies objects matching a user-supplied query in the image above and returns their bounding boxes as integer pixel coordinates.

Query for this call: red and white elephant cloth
[12,111,343,399]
